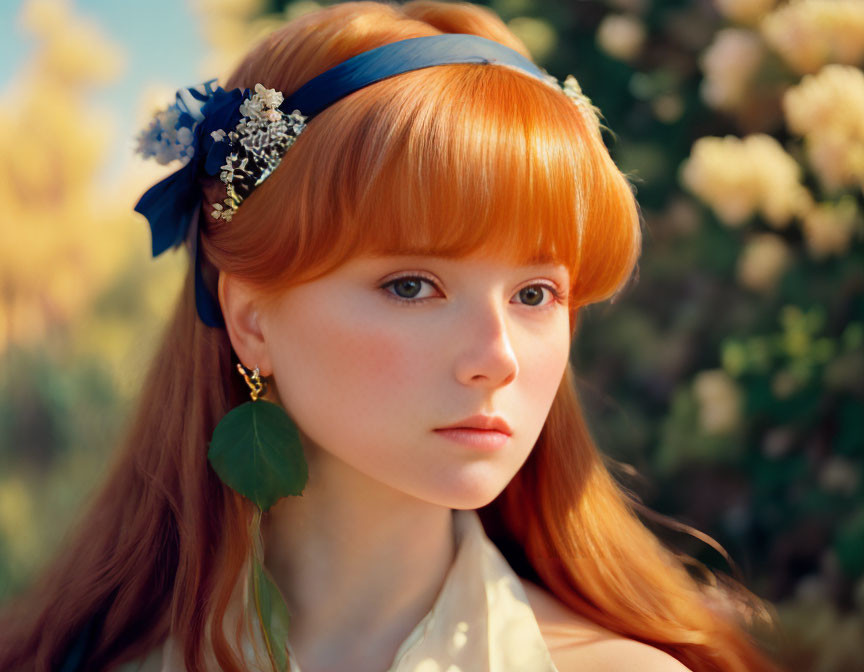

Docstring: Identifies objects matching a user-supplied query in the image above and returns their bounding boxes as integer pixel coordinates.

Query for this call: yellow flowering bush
[680,134,813,230]
[0,0,128,353]
[761,0,864,75]
[783,64,864,193]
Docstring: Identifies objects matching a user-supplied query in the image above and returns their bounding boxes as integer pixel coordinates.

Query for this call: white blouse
[120,508,559,671]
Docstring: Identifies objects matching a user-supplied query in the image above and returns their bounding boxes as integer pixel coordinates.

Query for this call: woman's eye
[381,276,440,301]
[380,275,564,308]
[513,284,564,308]
[517,285,552,307]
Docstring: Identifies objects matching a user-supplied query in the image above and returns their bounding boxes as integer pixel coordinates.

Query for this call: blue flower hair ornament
[134,80,309,328]
[135,79,241,256]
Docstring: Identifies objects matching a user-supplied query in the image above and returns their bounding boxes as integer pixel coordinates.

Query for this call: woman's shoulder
[518,578,693,672]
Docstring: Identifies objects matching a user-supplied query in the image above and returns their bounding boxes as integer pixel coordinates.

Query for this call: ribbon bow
[134,79,248,257]
[134,80,253,327]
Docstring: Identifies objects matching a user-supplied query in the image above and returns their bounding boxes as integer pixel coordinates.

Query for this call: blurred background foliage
[1,0,863,669]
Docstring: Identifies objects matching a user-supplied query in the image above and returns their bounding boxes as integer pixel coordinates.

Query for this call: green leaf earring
[207,362,309,671]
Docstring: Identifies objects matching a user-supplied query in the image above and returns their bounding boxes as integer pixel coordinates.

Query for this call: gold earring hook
[237,363,267,401]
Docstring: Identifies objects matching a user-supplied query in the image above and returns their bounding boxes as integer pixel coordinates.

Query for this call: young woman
[0,2,783,671]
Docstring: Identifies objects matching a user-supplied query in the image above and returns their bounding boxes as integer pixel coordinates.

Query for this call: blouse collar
[159,508,558,671]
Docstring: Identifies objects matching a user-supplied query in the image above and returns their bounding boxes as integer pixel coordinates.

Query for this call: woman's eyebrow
[364,252,566,270]
[361,255,570,284]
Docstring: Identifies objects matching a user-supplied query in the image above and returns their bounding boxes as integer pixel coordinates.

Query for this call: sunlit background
[1,1,862,669]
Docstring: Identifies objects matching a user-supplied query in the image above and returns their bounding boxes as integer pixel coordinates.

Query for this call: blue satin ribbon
[134,83,244,328]
[282,34,548,116]
[135,90,243,245]
[134,34,553,329]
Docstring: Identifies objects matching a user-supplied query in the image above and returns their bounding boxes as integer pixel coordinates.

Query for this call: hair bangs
[346,65,587,269]
[216,48,639,311]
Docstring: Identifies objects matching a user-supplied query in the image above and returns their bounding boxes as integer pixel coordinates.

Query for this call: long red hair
[0,2,783,670]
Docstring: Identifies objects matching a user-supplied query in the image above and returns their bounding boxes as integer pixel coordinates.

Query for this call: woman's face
[255,250,572,509]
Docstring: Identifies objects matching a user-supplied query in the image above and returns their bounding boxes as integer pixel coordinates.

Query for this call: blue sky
[1,0,208,179]
[1,0,206,90]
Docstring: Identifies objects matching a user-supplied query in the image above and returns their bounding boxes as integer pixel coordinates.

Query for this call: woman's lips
[432,427,510,451]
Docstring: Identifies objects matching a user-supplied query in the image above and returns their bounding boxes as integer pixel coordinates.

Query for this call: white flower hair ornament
[209,83,308,223]
[135,80,307,246]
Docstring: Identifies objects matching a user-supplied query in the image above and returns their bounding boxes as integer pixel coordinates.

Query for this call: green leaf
[250,554,292,672]
[208,400,308,511]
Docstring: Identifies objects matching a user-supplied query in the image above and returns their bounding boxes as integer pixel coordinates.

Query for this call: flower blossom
[238,96,264,119]
[699,28,765,111]
[801,198,862,260]
[693,369,742,435]
[737,233,792,292]
[211,198,235,222]
[135,105,196,166]
[680,134,813,228]
[761,0,864,75]
[596,14,646,62]
[783,64,864,192]
[219,154,249,184]
[254,83,284,108]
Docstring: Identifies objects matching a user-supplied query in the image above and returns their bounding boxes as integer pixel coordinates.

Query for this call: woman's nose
[451,298,519,388]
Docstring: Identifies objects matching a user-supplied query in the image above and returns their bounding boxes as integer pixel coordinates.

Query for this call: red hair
[0,2,782,670]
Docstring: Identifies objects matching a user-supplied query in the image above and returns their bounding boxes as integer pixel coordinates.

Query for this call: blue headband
[285,34,549,115]
[134,34,583,329]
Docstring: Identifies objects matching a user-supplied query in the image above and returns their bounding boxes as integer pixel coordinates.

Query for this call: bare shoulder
[519,578,693,672]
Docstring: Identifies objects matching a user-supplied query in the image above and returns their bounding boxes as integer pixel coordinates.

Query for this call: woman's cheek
[298,301,429,407]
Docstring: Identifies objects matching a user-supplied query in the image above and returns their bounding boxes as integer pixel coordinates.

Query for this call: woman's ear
[218,271,273,376]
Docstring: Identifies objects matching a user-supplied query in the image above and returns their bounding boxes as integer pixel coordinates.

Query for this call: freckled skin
[257,249,572,509]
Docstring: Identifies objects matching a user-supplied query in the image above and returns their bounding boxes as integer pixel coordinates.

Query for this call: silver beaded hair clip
[209,84,309,223]
[207,74,598,222]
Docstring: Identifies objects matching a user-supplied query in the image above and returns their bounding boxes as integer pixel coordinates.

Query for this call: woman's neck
[261,447,457,672]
